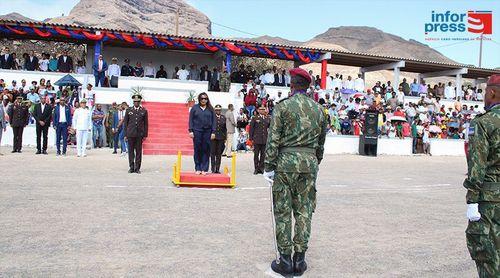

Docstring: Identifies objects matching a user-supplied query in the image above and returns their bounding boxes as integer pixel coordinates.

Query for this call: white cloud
[0,0,79,20]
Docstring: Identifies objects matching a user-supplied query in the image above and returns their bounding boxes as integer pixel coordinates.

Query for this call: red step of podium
[174,172,233,188]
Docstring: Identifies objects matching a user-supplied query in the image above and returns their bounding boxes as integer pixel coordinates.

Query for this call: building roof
[0,19,498,79]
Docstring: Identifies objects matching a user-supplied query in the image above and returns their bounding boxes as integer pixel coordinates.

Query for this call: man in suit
[33,95,53,154]
[53,97,72,155]
[57,51,73,73]
[0,47,14,70]
[92,54,108,87]
[7,96,29,153]
[224,104,236,157]
[24,50,39,71]
[123,93,148,174]
[0,99,7,155]
[210,105,226,173]
[249,105,270,174]
[273,69,286,87]
[200,65,212,82]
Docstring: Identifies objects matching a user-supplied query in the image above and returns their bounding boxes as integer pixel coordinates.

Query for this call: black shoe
[112,151,117,154]
[36,150,41,154]
[271,254,294,277]
[17,150,22,153]
[293,252,307,276]
[128,168,134,173]
[11,150,17,153]
[135,169,141,174]
[42,150,48,155]
[253,170,259,175]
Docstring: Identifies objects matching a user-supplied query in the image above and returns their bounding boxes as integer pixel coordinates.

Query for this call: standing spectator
[224,104,236,157]
[53,97,72,155]
[173,66,180,79]
[210,104,226,173]
[105,102,118,149]
[232,64,247,83]
[249,106,270,174]
[57,51,73,73]
[133,62,144,77]
[354,73,365,92]
[0,100,6,155]
[24,50,39,71]
[444,82,455,99]
[117,102,128,156]
[120,58,134,77]
[39,53,49,72]
[0,47,14,69]
[75,60,86,74]
[156,65,168,79]
[107,58,121,88]
[7,96,29,153]
[209,67,220,91]
[258,83,267,99]
[264,69,275,85]
[93,54,108,87]
[399,78,410,96]
[273,69,285,87]
[72,99,92,157]
[410,78,420,96]
[188,92,216,175]
[92,104,106,148]
[200,65,211,81]
[343,75,354,91]
[244,88,257,116]
[33,95,52,153]
[236,107,249,132]
[177,64,189,80]
[219,69,231,92]
[189,64,201,81]
[144,61,156,78]
[419,80,428,96]
[422,125,431,155]
[48,54,58,72]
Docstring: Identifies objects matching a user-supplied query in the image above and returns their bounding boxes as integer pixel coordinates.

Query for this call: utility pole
[175,7,180,36]
[478,34,483,67]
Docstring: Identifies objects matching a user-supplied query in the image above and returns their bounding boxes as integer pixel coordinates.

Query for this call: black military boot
[271,254,294,277]
[293,252,307,276]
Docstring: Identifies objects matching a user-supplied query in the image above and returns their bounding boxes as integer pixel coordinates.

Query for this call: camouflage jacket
[264,94,328,173]
[463,104,500,203]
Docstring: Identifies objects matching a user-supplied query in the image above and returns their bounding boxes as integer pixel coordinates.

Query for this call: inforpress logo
[425,10,493,35]
[468,11,493,34]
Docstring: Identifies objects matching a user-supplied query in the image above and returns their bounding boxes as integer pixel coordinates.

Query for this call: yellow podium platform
[171,151,236,188]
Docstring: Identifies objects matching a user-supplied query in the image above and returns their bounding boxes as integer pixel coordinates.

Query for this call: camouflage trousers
[466,202,499,278]
[273,171,317,255]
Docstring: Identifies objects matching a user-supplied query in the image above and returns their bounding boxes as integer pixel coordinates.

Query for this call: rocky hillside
[0,12,34,22]
[47,0,212,37]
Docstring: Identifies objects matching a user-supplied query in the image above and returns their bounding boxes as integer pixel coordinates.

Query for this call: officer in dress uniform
[249,105,270,174]
[210,104,226,173]
[263,68,328,277]
[464,74,500,278]
[7,96,29,153]
[123,93,148,174]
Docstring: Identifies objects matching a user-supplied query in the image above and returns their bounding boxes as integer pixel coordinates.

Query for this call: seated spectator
[76,60,86,74]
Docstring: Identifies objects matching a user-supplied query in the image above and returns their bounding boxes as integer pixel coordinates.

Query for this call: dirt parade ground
[0,147,477,277]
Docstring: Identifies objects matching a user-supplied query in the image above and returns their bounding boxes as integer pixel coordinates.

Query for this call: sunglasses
[200,98,208,100]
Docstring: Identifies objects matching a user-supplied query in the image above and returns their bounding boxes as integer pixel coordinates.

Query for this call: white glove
[263,170,275,183]
[467,203,481,222]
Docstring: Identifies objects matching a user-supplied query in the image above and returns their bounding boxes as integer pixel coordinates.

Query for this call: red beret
[289,68,312,83]
[487,74,500,86]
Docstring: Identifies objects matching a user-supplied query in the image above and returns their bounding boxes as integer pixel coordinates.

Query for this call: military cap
[132,94,143,102]
[214,104,222,110]
[486,74,500,86]
[289,68,312,83]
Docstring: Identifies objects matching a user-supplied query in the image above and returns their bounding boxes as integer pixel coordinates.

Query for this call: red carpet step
[179,172,231,184]
[142,102,193,155]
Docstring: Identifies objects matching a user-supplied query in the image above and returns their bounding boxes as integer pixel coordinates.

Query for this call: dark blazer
[273,73,285,86]
[33,103,53,125]
[249,115,270,145]
[200,69,212,81]
[123,106,148,138]
[92,60,108,76]
[24,56,39,71]
[0,54,14,69]
[213,114,227,140]
[57,56,73,73]
[53,104,72,127]
[188,104,216,133]
[7,103,29,127]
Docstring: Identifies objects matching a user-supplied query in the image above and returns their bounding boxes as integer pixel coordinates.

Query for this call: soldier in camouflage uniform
[464,74,499,278]
[263,68,327,277]
[219,69,231,92]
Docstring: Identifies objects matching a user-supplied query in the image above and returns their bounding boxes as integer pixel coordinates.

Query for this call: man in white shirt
[264,70,275,85]
[325,72,333,90]
[354,73,365,92]
[39,53,49,72]
[107,58,121,88]
[144,61,156,78]
[332,73,342,91]
[177,64,190,80]
[72,98,92,157]
[444,82,455,99]
[343,75,354,90]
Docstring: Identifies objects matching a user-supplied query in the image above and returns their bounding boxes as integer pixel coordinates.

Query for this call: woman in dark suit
[188,92,216,175]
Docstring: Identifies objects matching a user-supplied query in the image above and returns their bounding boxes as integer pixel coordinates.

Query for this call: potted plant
[187,91,196,107]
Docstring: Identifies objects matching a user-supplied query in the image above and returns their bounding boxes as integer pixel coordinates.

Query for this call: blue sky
[2,0,499,68]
